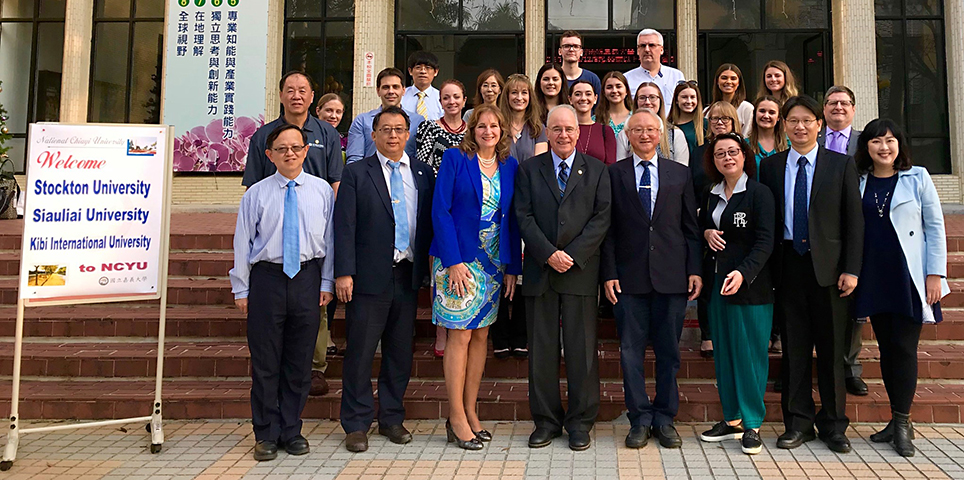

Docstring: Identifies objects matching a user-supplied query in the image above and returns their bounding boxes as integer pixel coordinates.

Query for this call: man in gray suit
[817,85,866,397]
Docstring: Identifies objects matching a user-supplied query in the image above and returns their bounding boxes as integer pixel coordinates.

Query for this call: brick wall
[933,175,961,204]
[172,175,245,206]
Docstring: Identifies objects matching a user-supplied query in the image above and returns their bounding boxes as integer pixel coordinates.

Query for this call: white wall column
[264,0,284,117]
[676,0,698,80]
[59,0,95,123]
[351,0,395,117]
[525,0,545,80]
[831,0,878,129]
[946,0,964,195]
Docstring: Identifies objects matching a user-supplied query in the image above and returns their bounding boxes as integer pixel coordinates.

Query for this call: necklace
[478,154,497,168]
[578,124,593,152]
[873,189,891,218]
[440,116,466,134]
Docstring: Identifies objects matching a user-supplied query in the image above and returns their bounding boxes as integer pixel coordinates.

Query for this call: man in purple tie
[817,85,867,398]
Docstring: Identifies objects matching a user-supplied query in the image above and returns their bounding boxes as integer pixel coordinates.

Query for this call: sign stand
[1,124,175,471]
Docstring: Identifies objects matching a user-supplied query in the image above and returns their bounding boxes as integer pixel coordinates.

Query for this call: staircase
[1,213,964,423]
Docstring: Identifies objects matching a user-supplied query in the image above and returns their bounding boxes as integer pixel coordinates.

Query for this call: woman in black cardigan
[696,132,775,455]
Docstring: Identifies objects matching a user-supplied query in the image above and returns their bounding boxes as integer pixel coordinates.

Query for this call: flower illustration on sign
[173,115,264,172]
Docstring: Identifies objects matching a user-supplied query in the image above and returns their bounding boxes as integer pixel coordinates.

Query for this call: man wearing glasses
[336,106,435,453]
[817,85,868,398]
[231,124,336,461]
[242,70,345,399]
[559,30,601,99]
[624,28,685,107]
[401,51,443,121]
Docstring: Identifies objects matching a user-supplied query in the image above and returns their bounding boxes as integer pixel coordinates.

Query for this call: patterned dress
[416,120,465,174]
[432,169,504,330]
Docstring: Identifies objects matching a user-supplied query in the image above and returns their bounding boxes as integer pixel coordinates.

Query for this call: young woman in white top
[706,63,753,136]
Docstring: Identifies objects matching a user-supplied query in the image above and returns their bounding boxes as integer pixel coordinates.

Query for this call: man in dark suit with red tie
[514,104,611,451]
[601,109,702,449]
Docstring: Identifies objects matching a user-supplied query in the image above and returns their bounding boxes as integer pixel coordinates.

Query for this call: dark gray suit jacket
[817,126,861,156]
[514,151,612,296]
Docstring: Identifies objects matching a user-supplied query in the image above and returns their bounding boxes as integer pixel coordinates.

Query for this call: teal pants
[708,280,772,429]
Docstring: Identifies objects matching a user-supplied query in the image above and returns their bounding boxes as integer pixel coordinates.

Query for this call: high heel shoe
[446,420,483,450]
[474,429,493,442]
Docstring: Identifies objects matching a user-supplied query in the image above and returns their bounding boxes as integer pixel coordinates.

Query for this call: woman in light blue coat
[853,118,949,458]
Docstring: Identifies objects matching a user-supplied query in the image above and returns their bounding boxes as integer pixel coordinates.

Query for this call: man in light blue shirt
[782,145,816,241]
[401,51,443,121]
[347,68,423,163]
[624,28,685,105]
[229,124,335,462]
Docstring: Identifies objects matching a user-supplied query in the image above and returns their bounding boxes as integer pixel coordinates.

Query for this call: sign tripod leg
[1,299,26,471]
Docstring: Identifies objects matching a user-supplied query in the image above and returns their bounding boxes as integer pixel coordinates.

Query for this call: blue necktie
[558,162,569,198]
[388,161,410,253]
[638,161,652,219]
[793,157,809,255]
[283,180,300,278]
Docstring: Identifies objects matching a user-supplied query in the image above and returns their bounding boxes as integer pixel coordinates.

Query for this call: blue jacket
[859,166,949,323]
[430,148,522,276]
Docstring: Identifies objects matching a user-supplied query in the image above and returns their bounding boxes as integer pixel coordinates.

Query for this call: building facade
[1,0,961,203]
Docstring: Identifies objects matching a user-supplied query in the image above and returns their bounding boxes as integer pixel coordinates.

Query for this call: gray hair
[547,104,577,124]
[636,29,664,46]
[630,108,664,132]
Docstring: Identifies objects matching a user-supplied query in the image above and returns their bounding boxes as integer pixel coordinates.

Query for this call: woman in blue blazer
[853,119,949,457]
[430,104,522,450]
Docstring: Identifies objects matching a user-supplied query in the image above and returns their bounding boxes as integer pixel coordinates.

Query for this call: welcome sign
[18,124,172,304]
[163,0,268,172]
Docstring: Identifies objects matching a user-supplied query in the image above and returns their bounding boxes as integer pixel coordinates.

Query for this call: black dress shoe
[253,440,278,461]
[528,428,562,448]
[568,431,591,451]
[511,347,529,358]
[446,420,484,451]
[283,435,310,455]
[493,348,511,359]
[345,431,369,452]
[625,426,651,449]
[474,429,493,442]
[777,430,816,449]
[378,424,413,444]
[846,377,869,396]
[651,425,682,448]
[819,431,852,453]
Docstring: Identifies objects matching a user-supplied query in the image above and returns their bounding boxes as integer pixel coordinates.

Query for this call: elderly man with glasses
[624,28,685,107]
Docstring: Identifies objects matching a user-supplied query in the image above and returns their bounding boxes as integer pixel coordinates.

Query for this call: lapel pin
[577,169,583,175]
[417,170,423,175]
[315,139,320,143]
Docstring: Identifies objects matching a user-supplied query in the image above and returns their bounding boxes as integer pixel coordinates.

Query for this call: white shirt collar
[710,172,749,198]
[376,150,410,169]
[550,148,576,168]
[633,150,658,167]
[789,143,819,166]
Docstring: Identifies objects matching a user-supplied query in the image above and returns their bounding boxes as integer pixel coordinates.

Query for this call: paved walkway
[2,420,963,479]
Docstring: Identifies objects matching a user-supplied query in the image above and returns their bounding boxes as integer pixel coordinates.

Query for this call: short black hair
[266,123,308,149]
[279,70,315,92]
[407,51,439,71]
[781,95,823,122]
[855,118,913,173]
[373,105,411,131]
[703,132,755,185]
[376,68,405,89]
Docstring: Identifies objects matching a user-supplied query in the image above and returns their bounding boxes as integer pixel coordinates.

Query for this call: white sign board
[163,0,268,172]
[18,124,172,305]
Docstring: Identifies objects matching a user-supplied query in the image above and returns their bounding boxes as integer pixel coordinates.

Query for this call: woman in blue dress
[431,103,522,450]
[853,119,949,457]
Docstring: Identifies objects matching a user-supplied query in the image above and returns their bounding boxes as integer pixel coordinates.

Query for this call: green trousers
[708,280,772,429]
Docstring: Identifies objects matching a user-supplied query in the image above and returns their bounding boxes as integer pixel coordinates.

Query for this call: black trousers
[777,247,850,435]
[340,261,417,434]
[491,287,527,351]
[871,313,922,414]
[526,290,599,434]
[614,292,687,428]
[247,260,321,443]
[843,319,864,378]
[697,296,710,342]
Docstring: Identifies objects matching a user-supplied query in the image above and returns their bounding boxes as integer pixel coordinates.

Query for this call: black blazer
[600,155,701,295]
[698,177,776,304]
[758,146,863,287]
[334,154,434,295]
[513,151,612,296]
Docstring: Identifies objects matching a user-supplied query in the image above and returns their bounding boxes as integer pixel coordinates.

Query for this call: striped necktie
[416,92,428,118]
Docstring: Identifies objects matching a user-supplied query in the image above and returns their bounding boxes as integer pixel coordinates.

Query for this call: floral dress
[432,169,504,330]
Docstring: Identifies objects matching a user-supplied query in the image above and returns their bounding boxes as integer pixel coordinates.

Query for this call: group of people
[228,26,949,462]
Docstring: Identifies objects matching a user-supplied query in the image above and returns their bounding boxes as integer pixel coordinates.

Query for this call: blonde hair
[757,60,799,105]
[705,101,742,141]
[460,104,512,162]
[633,82,670,155]
[499,74,544,140]
[668,81,704,146]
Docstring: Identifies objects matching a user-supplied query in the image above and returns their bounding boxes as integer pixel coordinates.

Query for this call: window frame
[544,0,677,33]
[87,0,165,123]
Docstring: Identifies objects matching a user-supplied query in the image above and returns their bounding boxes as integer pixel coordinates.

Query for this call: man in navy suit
[601,109,702,449]
[335,106,435,453]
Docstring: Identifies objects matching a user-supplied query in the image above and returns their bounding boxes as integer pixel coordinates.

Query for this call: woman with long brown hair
[708,64,753,136]
[534,63,569,123]
[462,69,504,122]
[595,71,634,138]
[668,80,706,157]
[747,95,788,174]
[756,60,799,105]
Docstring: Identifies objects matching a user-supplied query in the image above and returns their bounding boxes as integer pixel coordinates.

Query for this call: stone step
[0,379,960,423]
[1,340,961,382]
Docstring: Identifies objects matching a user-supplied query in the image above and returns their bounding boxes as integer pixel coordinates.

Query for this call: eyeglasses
[713,149,743,159]
[377,126,409,136]
[411,64,435,72]
[628,127,660,136]
[637,43,661,50]
[636,95,660,103]
[271,145,307,154]
[560,44,582,50]
[549,126,578,135]
[709,117,733,125]
[825,100,854,107]
[785,118,818,127]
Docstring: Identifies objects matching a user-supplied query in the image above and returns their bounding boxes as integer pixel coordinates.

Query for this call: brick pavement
[2,420,963,479]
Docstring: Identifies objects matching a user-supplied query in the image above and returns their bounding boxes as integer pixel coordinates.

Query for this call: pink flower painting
[173,115,264,172]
